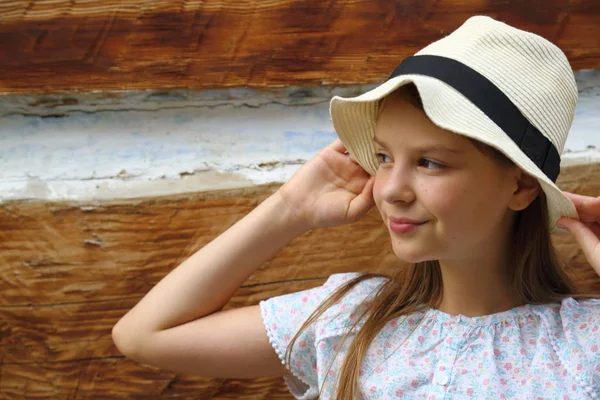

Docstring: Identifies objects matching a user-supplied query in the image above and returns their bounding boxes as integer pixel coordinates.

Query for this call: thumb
[347,177,376,221]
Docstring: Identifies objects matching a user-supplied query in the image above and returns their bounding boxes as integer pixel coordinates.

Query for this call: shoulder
[534,297,600,395]
[316,273,389,334]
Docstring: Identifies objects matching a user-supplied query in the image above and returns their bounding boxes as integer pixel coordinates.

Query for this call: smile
[388,220,427,234]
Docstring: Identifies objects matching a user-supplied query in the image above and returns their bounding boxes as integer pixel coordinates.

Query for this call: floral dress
[259,273,600,399]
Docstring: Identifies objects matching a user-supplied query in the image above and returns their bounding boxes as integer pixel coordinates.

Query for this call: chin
[391,243,434,264]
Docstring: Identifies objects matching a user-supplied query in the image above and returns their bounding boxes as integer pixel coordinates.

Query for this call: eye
[419,158,444,169]
[375,153,392,164]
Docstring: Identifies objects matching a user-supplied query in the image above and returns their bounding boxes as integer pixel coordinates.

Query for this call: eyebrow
[373,137,465,154]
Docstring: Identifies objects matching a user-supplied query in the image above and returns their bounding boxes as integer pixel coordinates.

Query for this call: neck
[435,230,522,317]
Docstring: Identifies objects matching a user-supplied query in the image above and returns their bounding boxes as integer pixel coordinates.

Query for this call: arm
[112,191,308,377]
[111,139,375,378]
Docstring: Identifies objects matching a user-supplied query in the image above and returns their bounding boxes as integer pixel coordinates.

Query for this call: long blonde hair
[285,84,582,399]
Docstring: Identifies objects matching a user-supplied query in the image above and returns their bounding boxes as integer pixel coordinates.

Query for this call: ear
[507,169,540,211]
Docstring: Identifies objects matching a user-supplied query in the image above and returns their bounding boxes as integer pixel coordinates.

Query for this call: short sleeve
[258,272,384,399]
[543,297,600,398]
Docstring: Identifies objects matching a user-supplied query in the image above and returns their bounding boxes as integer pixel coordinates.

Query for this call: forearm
[113,190,308,336]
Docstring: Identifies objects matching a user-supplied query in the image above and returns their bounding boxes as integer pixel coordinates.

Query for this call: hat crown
[415,16,578,153]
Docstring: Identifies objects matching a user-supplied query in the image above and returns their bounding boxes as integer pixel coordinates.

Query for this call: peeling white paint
[0,72,598,203]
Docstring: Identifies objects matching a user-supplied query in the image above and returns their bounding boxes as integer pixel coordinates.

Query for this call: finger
[348,177,375,221]
[328,139,348,154]
[562,192,600,221]
[557,217,600,273]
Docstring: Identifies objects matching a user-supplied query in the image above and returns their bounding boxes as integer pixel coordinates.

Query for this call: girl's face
[373,92,522,263]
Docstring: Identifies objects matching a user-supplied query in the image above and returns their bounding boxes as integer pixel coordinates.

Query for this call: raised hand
[276,139,375,230]
[557,191,600,276]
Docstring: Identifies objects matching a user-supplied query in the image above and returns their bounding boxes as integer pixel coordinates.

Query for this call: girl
[112,16,600,399]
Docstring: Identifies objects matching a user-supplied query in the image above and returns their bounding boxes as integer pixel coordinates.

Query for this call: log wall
[2,164,600,398]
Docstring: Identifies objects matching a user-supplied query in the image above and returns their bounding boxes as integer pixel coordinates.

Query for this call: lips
[388,216,428,234]
[388,216,427,225]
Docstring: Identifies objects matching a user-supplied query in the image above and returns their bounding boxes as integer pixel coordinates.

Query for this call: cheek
[430,177,507,229]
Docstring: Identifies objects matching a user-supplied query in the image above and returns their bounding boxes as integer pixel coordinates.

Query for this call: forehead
[374,94,472,150]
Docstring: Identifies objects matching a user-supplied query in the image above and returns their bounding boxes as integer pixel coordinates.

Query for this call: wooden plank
[0,0,598,93]
[1,163,599,398]
[1,358,292,399]
[0,184,394,307]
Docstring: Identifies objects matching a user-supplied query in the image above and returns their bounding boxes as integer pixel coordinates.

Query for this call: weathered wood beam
[0,0,598,93]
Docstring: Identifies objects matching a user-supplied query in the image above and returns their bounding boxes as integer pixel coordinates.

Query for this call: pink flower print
[514,368,520,374]
[484,351,489,357]
[319,342,326,350]
[271,323,278,331]
[299,340,307,348]
[370,386,376,393]
[528,338,535,345]
[596,365,600,373]
[501,394,507,400]
[577,364,583,371]
[504,362,513,371]
[500,378,507,385]
[295,360,302,367]
[494,349,501,357]
[580,323,588,329]
[291,308,297,314]
[411,379,419,388]
[377,349,383,356]
[311,362,317,370]
[333,344,338,351]
[520,348,526,356]
[563,396,570,400]
[467,388,473,395]
[391,320,398,328]
[446,337,453,345]
[592,345,599,353]
[461,369,467,375]
[418,336,425,344]
[562,369,568,377]
[540,338,547,344]
[545,381,552,388]
[395,389,404,397]
[502,336,509,343]
[385,341,392,349]
[574,313,580,319]
[375,366,383,374]
[302,296,308,303]
[409,361,415,367]
[483,378,489,385]
[432,329,438,335]
[439,366,446,372]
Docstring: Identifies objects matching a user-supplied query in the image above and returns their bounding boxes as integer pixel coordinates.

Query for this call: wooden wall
[2,164,600,399]
[0,0,599,93]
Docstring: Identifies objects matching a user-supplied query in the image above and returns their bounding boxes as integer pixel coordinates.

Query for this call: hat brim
[329,74,578,233]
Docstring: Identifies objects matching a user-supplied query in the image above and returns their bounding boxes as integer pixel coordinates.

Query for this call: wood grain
[1,163,599,398]
[0,0,599,93]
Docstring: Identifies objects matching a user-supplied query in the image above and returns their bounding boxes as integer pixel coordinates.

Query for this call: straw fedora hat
[330,15,579,232]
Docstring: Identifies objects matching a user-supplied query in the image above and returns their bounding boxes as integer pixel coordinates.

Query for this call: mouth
[388,217,427,234]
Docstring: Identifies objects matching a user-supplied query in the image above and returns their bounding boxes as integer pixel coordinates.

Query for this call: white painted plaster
[0,71,598,202]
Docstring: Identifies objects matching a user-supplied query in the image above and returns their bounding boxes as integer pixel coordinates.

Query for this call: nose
[379,163,416,204]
